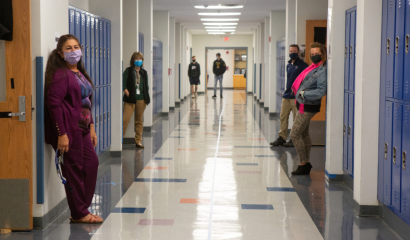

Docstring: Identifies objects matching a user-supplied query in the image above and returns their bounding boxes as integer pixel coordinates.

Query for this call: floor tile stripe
[153,157,173,160]
[112,207,146,213]
[267,187,296,192]
[241,204,274,210]
[134,178,187,182]
[236,163,259,166]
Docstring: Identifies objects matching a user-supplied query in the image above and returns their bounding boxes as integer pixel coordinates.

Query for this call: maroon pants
[61,127,99,220]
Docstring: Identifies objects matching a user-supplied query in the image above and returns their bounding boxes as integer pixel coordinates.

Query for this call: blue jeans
[214,75,223,96]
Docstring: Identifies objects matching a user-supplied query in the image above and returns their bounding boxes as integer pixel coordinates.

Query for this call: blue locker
[90,15,96,86]
[85,14,91,74]
[384,100,394,205]
[349,11,356,92]
[392,102,403,211]
[95,87,100,155]
[343,93,349,171]
[108,86,111,146]
[74,9,81,39]
[401,104,410,219]
[403,2,410,101]
[99,20,104,86]
[386,0,396,98]
[101,20,106,86]
[394,0,405,100]
[69,8,75,35]
[80,11,86,64]
[99,87,104,153]
[108,23,111,85]
[104,86,108,150]
[347,93,354,176]
[95,18,100,86]
[344,12,350,90]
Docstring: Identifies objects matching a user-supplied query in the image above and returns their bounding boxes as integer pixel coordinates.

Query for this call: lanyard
[54,150,71,190]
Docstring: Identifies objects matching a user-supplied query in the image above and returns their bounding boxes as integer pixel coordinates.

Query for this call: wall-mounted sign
[224,37,229,41]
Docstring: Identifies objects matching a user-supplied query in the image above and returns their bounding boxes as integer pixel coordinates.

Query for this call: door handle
[385,142,388,160]
[343,124,346,136]
[350,46,352,58]
[345,46,347,58]
[396,37,399,54]
[348,126,351,139]
[387,38,391,55]
[403,151,407,170]
[406,35,409,54]
[0,96,26,121]
[393,146,397,165]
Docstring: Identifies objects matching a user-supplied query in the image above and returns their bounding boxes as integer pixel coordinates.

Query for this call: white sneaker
[195,92,198,98]
[192,94,195,99]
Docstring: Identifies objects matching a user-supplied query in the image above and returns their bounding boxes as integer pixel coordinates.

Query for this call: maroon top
[45,68,94,150]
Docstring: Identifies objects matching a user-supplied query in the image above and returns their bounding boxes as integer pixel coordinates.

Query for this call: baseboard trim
[97,150,111,164]
[175,102,181,107]
[325,170,344,182]
[33,197,68,229]
[161,112,169,116]
[143,126,152,132]
[379,201,410,239]
[269,112,280,117]
[353,200,378,216]
[206,87,234,90]
[343,172,354,191]
[169,106,175,110]
[110,151,122,158]
[122,138,135,144]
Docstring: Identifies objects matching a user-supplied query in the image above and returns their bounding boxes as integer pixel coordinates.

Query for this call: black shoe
[291,163,312,175]
[283,140,294,147]
[270,137,286,146]
[212,95,217,98]
[220,95,223,98]
[136,144,145,149]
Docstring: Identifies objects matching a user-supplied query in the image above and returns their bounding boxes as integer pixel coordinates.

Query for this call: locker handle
[104,113,106,122]
[343,124,346,136]
[100,114,103,124]
[108,49,110,58]
[396,37,399,55]
[350,46,352,58]
[387,38,391,55]
[348,126,351,139]
[385,143,388,159]
[95,116,98,127]
[100,47,102,58]
[104,48,106,58]
[403,151,407,170]
[86,46,89,58]
[95,47,98,57]
[91,46,93,57]
[81,44,84,51]
[406,35,409,54]
[108,111,110,121]
[345,46,347,58]
[393,146,397,165]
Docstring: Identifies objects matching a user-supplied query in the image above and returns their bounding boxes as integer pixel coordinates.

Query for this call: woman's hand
[58,135,69,153]
[90,124,98,148]
[124,89,129,97]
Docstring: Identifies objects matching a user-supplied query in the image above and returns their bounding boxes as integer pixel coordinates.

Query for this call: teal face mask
[134,60,143,67]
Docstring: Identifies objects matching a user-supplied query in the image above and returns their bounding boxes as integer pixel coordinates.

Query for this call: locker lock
[406,35,409,54]
[108,49,110,58]
[345,47,347,58]
[393,146,397,165]
[108,111,110,121]
[348,126,351,139]
[95,47,98,57]
[350,46,352,58]
[95,116,98,127]
[104,48,106,58]
[403,151,407,170]
[385,143,388,160]
[387,38,391,55]
[100,47,102,58]
[396,37,399,54]
[343,124,346,136]
[86,46,89,57]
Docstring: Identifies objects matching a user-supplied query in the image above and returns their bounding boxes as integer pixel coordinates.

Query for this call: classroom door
[0,0,33,230]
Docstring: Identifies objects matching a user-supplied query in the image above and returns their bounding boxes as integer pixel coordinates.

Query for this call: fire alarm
[224,37,229,41]
[226,51,229,54]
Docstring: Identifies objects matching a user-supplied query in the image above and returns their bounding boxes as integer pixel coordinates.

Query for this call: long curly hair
[44,34,93,98]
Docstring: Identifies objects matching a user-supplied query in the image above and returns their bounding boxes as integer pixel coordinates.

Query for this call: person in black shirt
[188,56,201,99]
[271,44,308,147]
[212,53,227,98]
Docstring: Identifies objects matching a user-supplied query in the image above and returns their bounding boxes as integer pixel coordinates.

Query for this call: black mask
[192,60,196,62]
[310,55,322,64]
[289,53,298,60]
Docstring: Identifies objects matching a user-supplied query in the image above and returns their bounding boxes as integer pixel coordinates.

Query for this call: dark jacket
[123,67,151,105]
[213,58,227,76]
[283,58,309,99]
[45,68,94,150]
[188,62,201,78]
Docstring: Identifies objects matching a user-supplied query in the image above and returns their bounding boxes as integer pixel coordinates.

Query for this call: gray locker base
[310,121,325,146]
[378,202,410,239]
[343,173,354,191]
[143,126,152,132]
[175,102,181,107]
[269,112,280,118]
[111,151,122,158]
[123,138,136,144]
[33,196,67,229]
[354,200,378,216]
[326,174,344,182]
[170,107,175,110]
[0,179,30,229]
[161,112,168,117]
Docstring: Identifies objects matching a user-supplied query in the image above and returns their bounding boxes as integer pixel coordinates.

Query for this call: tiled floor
[1,90,401,240]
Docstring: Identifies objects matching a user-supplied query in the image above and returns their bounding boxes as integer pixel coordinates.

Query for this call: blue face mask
[134,60,143,67]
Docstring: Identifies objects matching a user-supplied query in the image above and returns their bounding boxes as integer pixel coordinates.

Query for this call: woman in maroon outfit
[44,34,103,223]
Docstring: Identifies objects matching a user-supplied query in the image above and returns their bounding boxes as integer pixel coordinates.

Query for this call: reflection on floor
[0,90,401,240]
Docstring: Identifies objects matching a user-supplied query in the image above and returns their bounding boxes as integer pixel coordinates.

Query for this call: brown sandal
[70,214,103,224]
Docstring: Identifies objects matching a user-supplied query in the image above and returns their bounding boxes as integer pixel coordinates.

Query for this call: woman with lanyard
[122,52,151,148]
[290,42,328,175]
[44,34,103,223]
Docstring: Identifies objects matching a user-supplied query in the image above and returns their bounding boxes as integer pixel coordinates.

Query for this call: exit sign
[224,37,230,41]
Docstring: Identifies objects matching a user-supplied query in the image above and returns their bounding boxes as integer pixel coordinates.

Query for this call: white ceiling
[153,0,286,35]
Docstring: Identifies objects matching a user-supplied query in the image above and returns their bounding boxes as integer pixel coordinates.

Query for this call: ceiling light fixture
[198,12,241,16]
[206,29,235,32]
[203,23,238,26]
[201,18,239,21]
[205,26,236,29]
[208,32,227,35]
[195,5,244,9]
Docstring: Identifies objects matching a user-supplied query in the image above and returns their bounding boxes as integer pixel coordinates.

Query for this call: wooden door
[0,0,33,230]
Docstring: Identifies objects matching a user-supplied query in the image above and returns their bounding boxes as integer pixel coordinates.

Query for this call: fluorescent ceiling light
[201,18,239,21]
[208,32,226,34]
[195,5,244,9]
[206,29,235,32]
[205,26,236,29]
[199,12,241,16]
[203,23,238,26]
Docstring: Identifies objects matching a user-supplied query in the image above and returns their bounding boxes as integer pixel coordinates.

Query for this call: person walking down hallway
[122,52,151,149]
[290,42,328,175]
[212,53,226,98]
[271,44,308,147]
[188,56,201,99]
[44,34,103,224]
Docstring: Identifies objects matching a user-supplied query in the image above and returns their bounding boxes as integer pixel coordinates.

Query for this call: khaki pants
[123,100,146,144]
[278,98,297,140]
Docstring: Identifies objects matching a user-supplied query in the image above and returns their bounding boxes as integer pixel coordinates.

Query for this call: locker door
[75,9,81,39]
[69,8,75,35]
[344,12,351,91]
[95,18,100,86]
[99,20,104,86]
[107,22,111,85]
[403,2,410,101]
[85,14,91,74]
[343,93,349,171]
[401,104,410,220]
[349,11,356,92]
[348,93,355,175]
[392,102,403,211]
[101,20,106,86]
[80,12,86,64]
[108,86,111,146]
[104,86,108,150]
[384,100,394,205]
[104,21,108,86]
[90,16,95,86]
[95,87,100,155]
[386,0,396,98]
[394,0,405,100]
[99,87,104,153]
